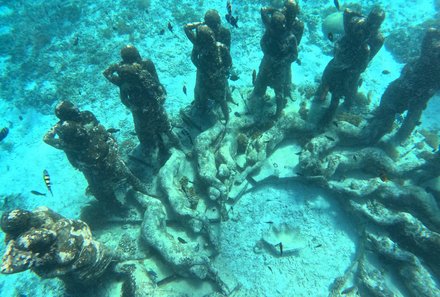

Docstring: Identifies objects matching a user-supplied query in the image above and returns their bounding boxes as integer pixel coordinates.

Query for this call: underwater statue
[0,207,113,287]
[43,101,148,209]
[251,7,299,118]
[363,28,440,145]
[314,7,385,126]
[185,25,232,122]
[278,0,304,97]
[103,45,181,157]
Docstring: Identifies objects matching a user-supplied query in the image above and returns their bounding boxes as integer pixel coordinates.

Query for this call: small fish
[226,14,239,28]
[167,22,173,33]
[183,85,187,95]
[252,69,257,86]
[382,70,390,75]
[129,131,137,136]
[353,154,358,161]
[267,266,273,273]
[0,127,9,142]
[159,29,165,35]
[72,35,79,46]
[18,115,23,121]
[107,128,120,133]
[177,237,187,244]
[325,135,335,141]
[315,244,322,248]
[276,242,283,256]
[226,0,232,15]
[265,221,274,224]
[332,121,339,127]
[416,121,422,126]
[341,286,356,295]
[334,0,340,11]
[379,172,388,182]
[229,73,239,81]
[181,128,193,145]
[296,58,302,66]
[327,32,334,42]
[234,111,241,117]
[147,269,158,281]
[43,169,53,196]
[358,78,363,87]
[30,190,46,196]
[295,150,302,155]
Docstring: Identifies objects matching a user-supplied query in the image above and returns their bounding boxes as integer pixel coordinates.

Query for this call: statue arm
[184,22,203,44]
[261,7,275,28]
[103,64,121,86]
[43,125,64,150]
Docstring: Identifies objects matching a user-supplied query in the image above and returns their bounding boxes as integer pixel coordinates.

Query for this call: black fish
[296,58,302,66]
[327,32,334,42]
[229,73,239,81]
[252,69,257,86]
[226,0,232,15]
[107,128,120,133]
[183,85,187,95]
[315,244,322,248]
[276,242,283,256]
[267,266,273,273]
[180,128,193,145]
[19,115,23,121]
[358,78,363,87]
[177,237,187,244]
[234,111,241,117]
[382,69,390,75]
[265,221,274,224]
[295,151,302,155]
[43,169,53,196]
[0,127,9,142]
[167,22,173,33]
[159,29,165,35]
[226,14,239,28]
[334,0,340,11]
[30,190,46,196]
[325,135,335,141]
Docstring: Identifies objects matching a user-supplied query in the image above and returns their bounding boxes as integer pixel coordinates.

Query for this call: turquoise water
[0,0,439,296]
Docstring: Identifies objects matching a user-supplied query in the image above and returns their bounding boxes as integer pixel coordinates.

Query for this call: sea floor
[0,0,439,296]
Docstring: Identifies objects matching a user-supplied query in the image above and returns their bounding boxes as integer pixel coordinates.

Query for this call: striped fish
[43,170,53,196]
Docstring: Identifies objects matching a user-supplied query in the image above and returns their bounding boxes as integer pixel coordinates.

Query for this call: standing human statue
[314,7,385,126]
[184,24,232,122]
[251,7,299,118]
[363,28,440,145]
[281,0,304,98]
[103,45,181,157]
[43,101,148,209]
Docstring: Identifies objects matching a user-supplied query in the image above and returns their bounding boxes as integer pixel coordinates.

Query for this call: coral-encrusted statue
[251,7,299,118]
[0,207,112,285]
[104,45,181,157]
[44,101,148,209]
[364,28,440,145]
[314,7,385,126]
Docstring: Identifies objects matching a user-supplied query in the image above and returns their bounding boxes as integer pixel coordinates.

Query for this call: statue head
[55,101,81,122]
[204,9,221,30]
[120,45,142,64]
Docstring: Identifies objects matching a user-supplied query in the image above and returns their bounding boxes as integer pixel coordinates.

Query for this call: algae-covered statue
[43,101,148,209]
[186,25,232,123]
[0,207,113,287]
[103,45,181,157]
[314,7,385,126]
[251,7,299,118]
[363,28,440,145]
